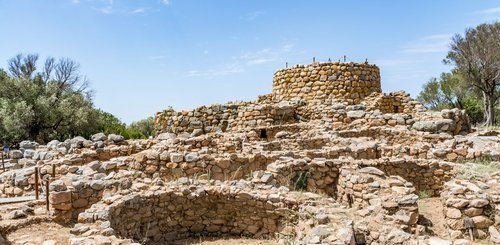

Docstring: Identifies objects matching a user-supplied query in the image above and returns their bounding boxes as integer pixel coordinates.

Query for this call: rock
[108,134,124,143]
[469,198,489,208]
[23,149,36,158]
[91,133,107,142]
[489,226,500,244]
[20,140,38,150]
[90,180,105,190]
[398,194,418,205]
[445,208,462,219]
[412,121,437,132]
[8,210,26,219]
[157,133,176,140]
[170,153,184,163]
[11,150,23,159]
[445,198,469,208]
[427,237,452,245]
[47,140,61,150]
[358,167,385,176]
[471,215,493,229]
[50,191,72,204]
[347,110,366,119]
[387,228,411,244]
[275,131,290,139]
[260,173,274,183]
[49,180,68,192]
[70,136,86,148]
[185,153,200,163]
[190,129,203,137]
[42,241,57,245]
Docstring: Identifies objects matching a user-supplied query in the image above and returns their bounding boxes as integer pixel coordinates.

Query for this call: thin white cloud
[203,50,209,55]
[242,10,266,21]
[240,44,294,65]
[161,0,170,6]
[474,6,500,14]
[131,7,150,14]
[187,63,244,78]
[71,0,80,4]
[401,34,452,53]
[97,5,113,14]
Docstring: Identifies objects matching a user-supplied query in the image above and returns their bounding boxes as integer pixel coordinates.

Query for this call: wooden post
[464,217,475,241]
[35,167,39,200]
[52,164,56,177]
[45,178,50,212]
[1,153,4,172]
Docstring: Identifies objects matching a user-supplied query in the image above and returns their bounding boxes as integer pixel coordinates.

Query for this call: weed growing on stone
[418,190,431,199]
[293,171,310,191]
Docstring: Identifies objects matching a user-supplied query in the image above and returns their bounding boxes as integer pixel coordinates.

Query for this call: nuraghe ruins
[0,61,499,245]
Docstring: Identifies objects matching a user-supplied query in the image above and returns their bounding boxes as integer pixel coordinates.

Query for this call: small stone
[445,208,462,219]
[49,180,67,192]
[471,215,493,229]
[8,210,26,219]
[90,180,105,190]
[91,133,107,142]
[185,152,200,163]
[170,153,184,163]
[358,167,385,176]
[260,173,274,183]
[469,199,489,208]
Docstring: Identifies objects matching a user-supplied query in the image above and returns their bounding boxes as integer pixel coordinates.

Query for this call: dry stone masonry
[1,61,499,245]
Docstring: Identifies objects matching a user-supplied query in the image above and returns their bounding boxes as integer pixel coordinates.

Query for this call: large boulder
[11,150,23,159]
[47,140,61,150]
[157,133,176,140]
[108,134,124,143]
[70,136,86,149]
[91,133,107,142]
[19,140,38,150]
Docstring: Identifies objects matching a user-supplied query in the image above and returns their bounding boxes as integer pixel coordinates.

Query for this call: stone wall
[72,180,355,244]
[271,62,381,104]
[440,178,499,240]
[155,101,298,134]
[50,179,105,221]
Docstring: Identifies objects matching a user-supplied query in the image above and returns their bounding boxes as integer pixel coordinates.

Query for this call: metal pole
[52,164,55,178]
[35,167,39,200]
[313,57,316,63]
[343,55,346,62]
[1,153,4,172]
[45,178,50,212]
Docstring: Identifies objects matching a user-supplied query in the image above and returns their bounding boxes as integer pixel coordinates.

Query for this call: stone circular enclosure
[75,181,354,244]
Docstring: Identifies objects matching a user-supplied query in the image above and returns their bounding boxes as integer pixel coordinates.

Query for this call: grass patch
[418,190,431,199]
[457,159,500,180]
[293,171,310,191]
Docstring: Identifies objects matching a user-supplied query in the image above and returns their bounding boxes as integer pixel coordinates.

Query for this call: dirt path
[170,237,278,245]
[418,197,450,239]
[6,222,71,245]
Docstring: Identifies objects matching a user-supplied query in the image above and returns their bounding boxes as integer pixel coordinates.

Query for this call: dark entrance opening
[259,129,267,140]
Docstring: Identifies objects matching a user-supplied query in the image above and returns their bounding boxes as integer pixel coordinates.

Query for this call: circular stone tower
[271,62,381,104]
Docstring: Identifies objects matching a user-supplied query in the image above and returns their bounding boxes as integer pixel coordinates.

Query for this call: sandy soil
[418,197,450,239]
[6,222,71,245]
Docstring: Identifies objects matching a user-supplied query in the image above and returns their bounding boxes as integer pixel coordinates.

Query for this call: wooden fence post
[45,178,50,212]
[35,167,39,200]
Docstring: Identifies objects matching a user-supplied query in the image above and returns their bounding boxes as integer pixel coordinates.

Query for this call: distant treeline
[0,54,155,144]
[417,22,500,126]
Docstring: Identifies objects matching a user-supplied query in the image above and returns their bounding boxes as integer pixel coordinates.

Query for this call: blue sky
[1,1,500,124]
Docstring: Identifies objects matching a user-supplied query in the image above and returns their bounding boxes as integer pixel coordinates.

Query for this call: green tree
[445,22,500,126]
[0,54,97,142]
[417,70,468,110]
[127,117,156,139]
[417,70,487,124]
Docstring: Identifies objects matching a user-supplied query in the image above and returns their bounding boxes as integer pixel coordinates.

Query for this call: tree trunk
[482,91,496,126]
